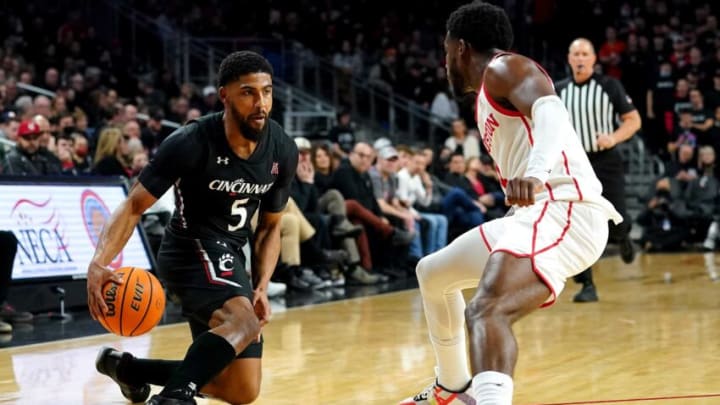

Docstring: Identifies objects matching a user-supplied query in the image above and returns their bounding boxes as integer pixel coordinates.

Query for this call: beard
[447,60,466,99]
[230,104,266,141]
[457,90,478,127]
[448,60,478,126]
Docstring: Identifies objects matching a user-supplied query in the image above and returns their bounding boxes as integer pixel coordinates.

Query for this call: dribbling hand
[252,288,271,327]
[86,260,124,321]
[505,177,543,207]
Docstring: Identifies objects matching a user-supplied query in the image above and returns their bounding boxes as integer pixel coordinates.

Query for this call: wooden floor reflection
[1,253,720,404]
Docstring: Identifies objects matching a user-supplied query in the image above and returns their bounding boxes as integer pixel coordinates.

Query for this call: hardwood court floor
[1,253,719,404]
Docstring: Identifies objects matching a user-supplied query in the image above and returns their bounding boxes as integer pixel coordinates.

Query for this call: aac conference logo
[81,189,123,268]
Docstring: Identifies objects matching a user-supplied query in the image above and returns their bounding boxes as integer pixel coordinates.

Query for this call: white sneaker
[267,281,287,298]
[399,380,475,405]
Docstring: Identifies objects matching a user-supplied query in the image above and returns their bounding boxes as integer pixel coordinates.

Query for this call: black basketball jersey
[138,112,298,246]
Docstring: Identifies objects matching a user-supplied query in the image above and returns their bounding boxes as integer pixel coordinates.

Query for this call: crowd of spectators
[4,0,720,302]
[0,2,509,298]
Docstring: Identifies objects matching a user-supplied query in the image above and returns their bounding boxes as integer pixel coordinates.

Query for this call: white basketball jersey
[475,67,621,222]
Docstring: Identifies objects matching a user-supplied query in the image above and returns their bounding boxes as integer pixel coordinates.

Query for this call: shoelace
[412,383,435,401]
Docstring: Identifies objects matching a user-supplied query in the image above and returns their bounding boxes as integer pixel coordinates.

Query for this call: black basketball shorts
[156,230,262,358]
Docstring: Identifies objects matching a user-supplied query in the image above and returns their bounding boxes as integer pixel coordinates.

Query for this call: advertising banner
[0,180,153,281]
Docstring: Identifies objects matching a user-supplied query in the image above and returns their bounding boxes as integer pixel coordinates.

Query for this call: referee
[556,38,642,303]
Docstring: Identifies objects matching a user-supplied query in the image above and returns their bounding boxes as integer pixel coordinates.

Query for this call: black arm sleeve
[606,78,636,115]
[261,140,299,213]
[137,124,205,198]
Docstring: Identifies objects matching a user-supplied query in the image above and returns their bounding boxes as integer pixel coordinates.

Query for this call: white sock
[431,335,472,391]
[472,371,514,404]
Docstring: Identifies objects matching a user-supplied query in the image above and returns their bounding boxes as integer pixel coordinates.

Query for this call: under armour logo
[217,156,229,165]
[271,162,279,175]
[216,240,228,247]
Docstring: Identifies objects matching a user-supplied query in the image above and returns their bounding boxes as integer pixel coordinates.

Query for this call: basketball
[97,267,166,337]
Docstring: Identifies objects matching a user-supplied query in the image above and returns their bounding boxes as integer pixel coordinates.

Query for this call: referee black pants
[574,147,631,285]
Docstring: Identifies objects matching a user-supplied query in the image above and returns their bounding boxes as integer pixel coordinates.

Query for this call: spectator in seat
[33,114,62,174]
[328,109,356,157]
[141,108,168,157]
[444,118,480,159]
[330,142,414,279]
[93,127,131,179]
[369,146,417,234]
[2,120,60,175]
[397,149,449,258]
[688,89,715,144]
[311,143,337,194]
[71,132,92,173]
[668,111,698,156]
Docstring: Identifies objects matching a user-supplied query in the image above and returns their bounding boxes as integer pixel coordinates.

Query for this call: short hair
[396,144,415,156]
[217,51,274,87]
[446,1,513,53]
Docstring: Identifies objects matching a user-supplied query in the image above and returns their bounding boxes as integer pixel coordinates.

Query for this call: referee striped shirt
[555,74,636,153]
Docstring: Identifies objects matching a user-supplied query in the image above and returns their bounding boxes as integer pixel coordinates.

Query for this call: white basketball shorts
[479,200,611,306]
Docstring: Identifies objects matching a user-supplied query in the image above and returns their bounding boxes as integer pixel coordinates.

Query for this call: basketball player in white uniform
[401,3,622,405]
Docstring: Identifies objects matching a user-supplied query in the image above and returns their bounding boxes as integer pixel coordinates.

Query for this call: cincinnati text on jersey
[208,179,275,194]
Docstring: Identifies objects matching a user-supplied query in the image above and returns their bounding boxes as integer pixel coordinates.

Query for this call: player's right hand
[86,260,124,321]
[505,177,543,207]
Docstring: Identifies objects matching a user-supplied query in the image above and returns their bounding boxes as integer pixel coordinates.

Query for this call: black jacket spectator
[2,146,59,175]
[291,177,320,213]
[330,160,382,216]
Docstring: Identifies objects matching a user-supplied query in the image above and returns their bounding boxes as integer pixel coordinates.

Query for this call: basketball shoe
[95,346,151,403]
[399,379,475,405]
[146,394,197,404]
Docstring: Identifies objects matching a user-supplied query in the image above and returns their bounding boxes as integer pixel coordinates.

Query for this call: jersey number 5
[228,198,249,231]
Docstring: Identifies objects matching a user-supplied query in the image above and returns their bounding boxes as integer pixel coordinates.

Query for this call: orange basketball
[97,267,166,337]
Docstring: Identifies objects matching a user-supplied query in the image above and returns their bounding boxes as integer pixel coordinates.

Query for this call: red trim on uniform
[491,248,556,307]
[520,116,534,146]
[493,50,553,86]
[493,248,530,258]
[561,151,584,201]
[545,182,555,200]
[571,178,583,200]
[531,202,550,255]
[535,268,557,307]
[194,243,224,286]
[535,202,573,255]
[495,164,508,188]
[489,201,558,308]
[479,225,492,251]
[531,201,557,307]
[533,61,554,87]
[475,88,483,126]
[482,86,523,117]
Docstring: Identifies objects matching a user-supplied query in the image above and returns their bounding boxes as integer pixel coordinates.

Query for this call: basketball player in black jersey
[87,51,298,405]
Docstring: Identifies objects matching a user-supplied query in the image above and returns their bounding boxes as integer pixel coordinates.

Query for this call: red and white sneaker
[399,380,475,405]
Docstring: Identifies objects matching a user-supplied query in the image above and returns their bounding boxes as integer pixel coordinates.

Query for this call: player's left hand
[505,177,543,207]
[596,133,616,150]
[252,288,271,328]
